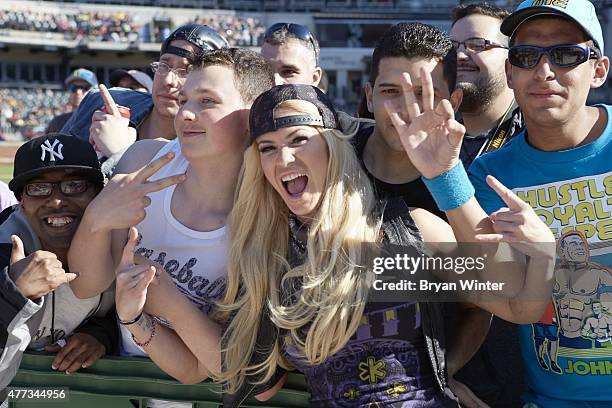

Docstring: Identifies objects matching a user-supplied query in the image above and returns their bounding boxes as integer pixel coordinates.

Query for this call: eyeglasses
[508,44,600,69]
[264,23,318,62]
[150,61,190,80]
[68,84,92,93]
[451,37,508,53]
[25,180,90,198]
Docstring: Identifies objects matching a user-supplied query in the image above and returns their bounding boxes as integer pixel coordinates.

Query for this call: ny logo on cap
[40,139,64,162]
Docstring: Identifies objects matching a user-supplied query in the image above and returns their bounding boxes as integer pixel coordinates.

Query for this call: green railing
[8,352,309,407]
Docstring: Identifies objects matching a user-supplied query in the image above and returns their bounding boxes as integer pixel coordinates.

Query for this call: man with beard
[450,10,527,405]
[450,3,523,168]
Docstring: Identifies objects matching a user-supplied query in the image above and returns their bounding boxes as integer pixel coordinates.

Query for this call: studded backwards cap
[249,84,361,143]
[160,24,229,58]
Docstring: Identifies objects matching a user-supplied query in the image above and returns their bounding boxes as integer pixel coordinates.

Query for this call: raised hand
[10,235,77,300]
[384,68,465,179]
[85,151,185,233]
[475,176,556,259]
[89,84,137,157]
[115,227,157,323]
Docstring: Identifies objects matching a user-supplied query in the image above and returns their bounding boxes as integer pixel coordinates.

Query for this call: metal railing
[8,352,309,407]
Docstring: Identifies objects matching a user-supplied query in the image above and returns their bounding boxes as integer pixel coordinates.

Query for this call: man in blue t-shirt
[468,0,611,406]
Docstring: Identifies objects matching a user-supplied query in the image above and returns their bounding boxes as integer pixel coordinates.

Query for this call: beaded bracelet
[118,311,143,326]
[131,315,156,348]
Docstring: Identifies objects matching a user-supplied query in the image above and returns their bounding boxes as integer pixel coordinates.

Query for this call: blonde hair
[214,100,381,393]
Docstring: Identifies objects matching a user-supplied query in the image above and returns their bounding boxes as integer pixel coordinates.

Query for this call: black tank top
[351,124,446,221]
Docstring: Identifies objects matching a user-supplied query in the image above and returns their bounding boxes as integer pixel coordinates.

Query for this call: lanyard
[478,101,516,156]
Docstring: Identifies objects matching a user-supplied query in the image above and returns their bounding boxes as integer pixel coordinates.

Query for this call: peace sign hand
[475,176,556,259]
[115,227,157,323]
[85,151,186,233]
[384,68,465,179]
[89,84,136,157]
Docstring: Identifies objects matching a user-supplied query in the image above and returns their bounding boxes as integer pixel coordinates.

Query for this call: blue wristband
[421,162,475,212]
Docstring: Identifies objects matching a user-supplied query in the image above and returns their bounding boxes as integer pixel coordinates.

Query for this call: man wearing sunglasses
[46,68,99,134]
[60,24,228,176]
[468,0,610,406]
[0,134,116,391]
[261,22,323,87]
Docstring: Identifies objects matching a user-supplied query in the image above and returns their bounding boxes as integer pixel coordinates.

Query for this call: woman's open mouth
[281,172,309,197]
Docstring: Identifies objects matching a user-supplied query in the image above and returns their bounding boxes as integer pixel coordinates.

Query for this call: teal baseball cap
[64,68,99,88]
[501,0,604,55]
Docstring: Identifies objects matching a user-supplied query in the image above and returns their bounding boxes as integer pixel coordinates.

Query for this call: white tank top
[120,140,228,357]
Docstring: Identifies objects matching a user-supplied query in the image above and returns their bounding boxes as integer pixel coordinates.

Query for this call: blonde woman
[219,83,555,407]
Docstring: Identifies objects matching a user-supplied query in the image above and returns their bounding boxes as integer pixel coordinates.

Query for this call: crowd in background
[0,9,266,47]
[0,9,267,141]
[185,16,265,46]
[0,88,69,141]
[0,10,139,43]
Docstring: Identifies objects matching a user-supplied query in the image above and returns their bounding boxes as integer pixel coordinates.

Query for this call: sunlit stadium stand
[0,0,610,138]
[0,1,611,406]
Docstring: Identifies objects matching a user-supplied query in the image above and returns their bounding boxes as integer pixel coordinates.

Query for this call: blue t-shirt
[468,105,612,407]
[60,87,154,142]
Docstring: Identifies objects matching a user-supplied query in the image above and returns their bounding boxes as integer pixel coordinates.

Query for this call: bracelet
[132,315,156,348]
[118,311,143,326]
[421,161,475,212]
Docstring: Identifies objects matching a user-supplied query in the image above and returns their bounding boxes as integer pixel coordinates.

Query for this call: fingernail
[51,365,57,370]
[73,272,80,277]
[65,371,71,375]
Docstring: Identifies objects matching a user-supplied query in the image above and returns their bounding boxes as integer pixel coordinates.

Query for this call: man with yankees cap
[0,134,116,392]
[60,23,229,176]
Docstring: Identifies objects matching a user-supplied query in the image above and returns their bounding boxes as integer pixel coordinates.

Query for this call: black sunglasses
[264,23,318,62]
[25,180,90,198]
[451,37,508,53]
[509,44,600,69]
[68,83,92,93]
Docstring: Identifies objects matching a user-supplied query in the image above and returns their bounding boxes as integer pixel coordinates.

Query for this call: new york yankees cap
[160,24,229,58]
[249,84,361,143]
[9,133,104,199]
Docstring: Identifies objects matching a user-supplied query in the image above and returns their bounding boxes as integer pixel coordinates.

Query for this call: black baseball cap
[249,84,359,143]
[160,24,229,58]
[9,133,104,199]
